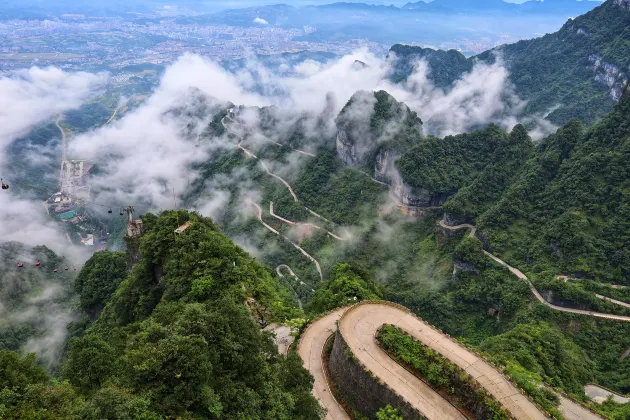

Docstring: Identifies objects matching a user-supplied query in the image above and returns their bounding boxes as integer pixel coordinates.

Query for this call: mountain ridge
[389,0,630,126]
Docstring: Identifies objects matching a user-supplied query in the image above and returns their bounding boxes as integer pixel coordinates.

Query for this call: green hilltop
[389,0,630,126]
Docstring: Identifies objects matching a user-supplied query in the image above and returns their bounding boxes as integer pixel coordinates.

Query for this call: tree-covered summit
[389,0,630,126]
[1,210,323,419]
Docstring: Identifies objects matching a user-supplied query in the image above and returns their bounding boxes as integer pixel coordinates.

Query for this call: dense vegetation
[377,324,511,420]
[1,211,324,419]
[392,216,630,405]
[396,123,532,218]
[479,85,630,283]
[388,45,473,87]
[306,262,382,315]
[73,251,127,318]
[389,0,630,126]
[0,243,75,360]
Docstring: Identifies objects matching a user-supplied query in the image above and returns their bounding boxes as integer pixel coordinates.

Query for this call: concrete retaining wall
[328,329,425,420]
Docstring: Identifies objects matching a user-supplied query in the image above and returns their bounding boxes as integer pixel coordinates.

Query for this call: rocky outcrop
[335,90,423,169]
[336,129,358,166]
[374,148,397,183]
[452,260,478,278]
[391,177,450,208]
[443,212,471,227]
[589,54,629,101]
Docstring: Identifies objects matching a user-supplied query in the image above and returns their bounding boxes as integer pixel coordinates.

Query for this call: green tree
[63,335,116,393]
[74,251,127,317]
[307,263,382,314]
[376,404,404,420]
[0,351,81,419]
[78,385,161,420]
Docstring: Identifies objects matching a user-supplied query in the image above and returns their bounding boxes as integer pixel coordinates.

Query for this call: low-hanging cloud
[1,51,556,256]
[0,67,107,163]
[0,67,106,260]
[0,48,561,367]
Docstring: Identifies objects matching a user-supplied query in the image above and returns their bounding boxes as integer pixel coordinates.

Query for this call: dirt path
[298,308,350,420]
[439,220,630,323]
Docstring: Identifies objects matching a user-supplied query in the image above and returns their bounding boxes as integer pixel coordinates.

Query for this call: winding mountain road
[299,302,550,420]
[276,264,307,310]
[299,308,349,420]
[246,199,323,281]
[438,220,630,323]
[270,201,350,241]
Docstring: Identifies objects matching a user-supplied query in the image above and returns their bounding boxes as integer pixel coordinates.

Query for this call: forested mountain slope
[389,0,630,126]
[0,211,322,419]
[0,243,76,367]
[396,123,533,211]
[394,84,630,284]
[478,84,630,283]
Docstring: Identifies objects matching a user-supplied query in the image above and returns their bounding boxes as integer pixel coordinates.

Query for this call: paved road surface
[56,115,67,185]
[558,396,604,420]
[584,385,630,404]
[298,308,349,420]
[340,303,545,420]
[439,221,630,322]
[595,294,630,309]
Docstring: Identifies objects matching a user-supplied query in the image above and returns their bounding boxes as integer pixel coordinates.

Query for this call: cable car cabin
[53,269,57,273]
[64,266,68,271]
[73,267,77,271]
[17,263,23,268]
[1,179,8,190]
[35,261,40,266]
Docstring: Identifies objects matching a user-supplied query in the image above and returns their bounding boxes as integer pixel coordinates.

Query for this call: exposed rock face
[443,212,468,227]
[335,90,422,169]
[374,148,396,183]
[576,27,590,36]
[614,0,630,11]
[336,129,358,166]
[589,53,629,100]
[453,260,478,275]
[391,175,450,208]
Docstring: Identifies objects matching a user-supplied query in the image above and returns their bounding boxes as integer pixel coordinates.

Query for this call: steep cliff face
[335,90,423,171]
[336,90,428,209]
[589,54,629,100]
[391,178,451,208]
[336,129,358,166]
